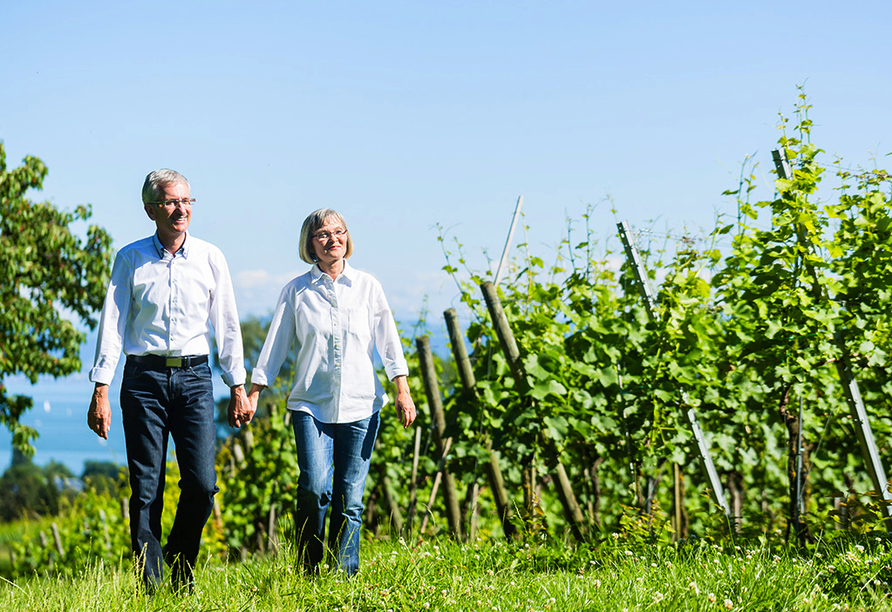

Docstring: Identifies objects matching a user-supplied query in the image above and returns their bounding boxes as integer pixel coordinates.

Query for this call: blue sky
[3,0,890,318]
[2,1,891,468]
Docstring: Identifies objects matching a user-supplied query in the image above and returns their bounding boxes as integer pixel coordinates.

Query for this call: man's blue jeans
[120,358,218,589]
[291,411,379,576]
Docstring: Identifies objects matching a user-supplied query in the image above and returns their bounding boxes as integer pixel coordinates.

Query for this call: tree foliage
[0,458,77,522]
[0,143,113,454]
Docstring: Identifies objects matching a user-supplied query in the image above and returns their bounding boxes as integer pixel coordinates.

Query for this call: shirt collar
[152,232,190,259]
[311,260,353,285]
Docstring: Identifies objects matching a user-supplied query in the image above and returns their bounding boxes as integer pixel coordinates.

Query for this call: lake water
[0,377,127,474]
[0,372,232,475]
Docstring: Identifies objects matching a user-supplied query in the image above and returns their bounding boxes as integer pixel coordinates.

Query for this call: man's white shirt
[90,233,246,387]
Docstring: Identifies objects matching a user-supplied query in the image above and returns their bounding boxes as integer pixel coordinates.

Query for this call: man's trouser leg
[121,360,170,590]
[166,362,218,590]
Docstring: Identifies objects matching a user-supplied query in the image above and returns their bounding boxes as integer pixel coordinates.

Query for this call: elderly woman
[247,208,416,575]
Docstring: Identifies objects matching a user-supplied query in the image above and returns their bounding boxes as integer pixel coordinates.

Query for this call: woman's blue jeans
[120,359,218,589]
[291,411,379,576]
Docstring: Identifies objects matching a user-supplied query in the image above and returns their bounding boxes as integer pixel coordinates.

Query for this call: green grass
[0,517,52,577]
[1,536,890,611]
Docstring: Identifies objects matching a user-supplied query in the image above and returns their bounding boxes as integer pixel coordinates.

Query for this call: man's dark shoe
[162,545,195,594]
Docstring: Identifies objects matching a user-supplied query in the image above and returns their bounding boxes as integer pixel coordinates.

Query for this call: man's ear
[144,203,156,220]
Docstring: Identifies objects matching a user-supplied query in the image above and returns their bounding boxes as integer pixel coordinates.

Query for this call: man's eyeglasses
[150,198,196,209]
[313,229,348,241]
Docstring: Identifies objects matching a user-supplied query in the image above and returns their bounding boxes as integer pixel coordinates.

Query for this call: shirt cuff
[89,367,115,386]
[250,368,274,387]
[221,367,247,388]
[384,363,409,381]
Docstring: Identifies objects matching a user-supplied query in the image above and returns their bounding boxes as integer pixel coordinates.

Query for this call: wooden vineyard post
[772,150,892,527]
[480,281,587,541]
[444,307,517,539]
[672,464,686,538]
[381,474,404,534]
[415,335,463,539]
[98,509,112,549]
[616,220,730,521]
[268,504,280,554]
[51,522,64,557]
[371,434,406,535]
[405,427,423,531]
[420,438,453,534]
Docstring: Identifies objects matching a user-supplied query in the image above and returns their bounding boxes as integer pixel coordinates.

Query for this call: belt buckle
[165,357,183,368]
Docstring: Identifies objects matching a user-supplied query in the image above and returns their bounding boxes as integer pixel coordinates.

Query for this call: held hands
[393,375,416,429]
[87,384,112,439]
[228,380,414,428]
[228,384,255,428]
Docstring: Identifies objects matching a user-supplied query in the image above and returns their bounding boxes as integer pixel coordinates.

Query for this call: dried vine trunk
[587,455,604,528]
[724,470,744,533]
[636,458,668,530]
[778,385,813,545]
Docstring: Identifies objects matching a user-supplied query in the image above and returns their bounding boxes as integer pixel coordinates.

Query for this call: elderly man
[87,169,254,593]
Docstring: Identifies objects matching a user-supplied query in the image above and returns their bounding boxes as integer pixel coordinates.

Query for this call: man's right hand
[227,384,256,429]
[88,383,111,439]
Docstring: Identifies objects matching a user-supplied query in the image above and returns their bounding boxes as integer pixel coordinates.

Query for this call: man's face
[145,181,192,238]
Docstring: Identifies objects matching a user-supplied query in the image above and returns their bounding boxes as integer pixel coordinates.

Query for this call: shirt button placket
[169,255,178,351]
[162,253,171,352]
[329,279,342,419]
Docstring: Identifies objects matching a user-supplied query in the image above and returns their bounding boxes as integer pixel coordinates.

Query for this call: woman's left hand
[393,375,416,428]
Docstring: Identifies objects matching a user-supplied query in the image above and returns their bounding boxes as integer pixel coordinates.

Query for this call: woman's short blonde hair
[298,208,354,264]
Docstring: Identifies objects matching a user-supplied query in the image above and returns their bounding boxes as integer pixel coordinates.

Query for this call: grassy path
[1,536,890,611]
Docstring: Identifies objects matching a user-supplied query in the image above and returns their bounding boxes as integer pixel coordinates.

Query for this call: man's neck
[157,230,186,255]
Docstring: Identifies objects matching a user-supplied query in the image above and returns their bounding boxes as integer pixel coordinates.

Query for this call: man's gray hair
[299,208,353,264]
[142,169,190,205]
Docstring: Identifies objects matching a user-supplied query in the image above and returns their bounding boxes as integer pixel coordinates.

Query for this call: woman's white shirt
[250,262,409,423]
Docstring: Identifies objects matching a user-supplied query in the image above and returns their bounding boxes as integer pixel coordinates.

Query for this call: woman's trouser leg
[328,412,380,575]
[292,412,334,571]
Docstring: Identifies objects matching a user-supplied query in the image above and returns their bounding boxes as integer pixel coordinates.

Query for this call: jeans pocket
[185,362,212,380]
[123,359,146,381]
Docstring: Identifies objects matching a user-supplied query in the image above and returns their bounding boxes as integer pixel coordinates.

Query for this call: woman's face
[311,217,349,266]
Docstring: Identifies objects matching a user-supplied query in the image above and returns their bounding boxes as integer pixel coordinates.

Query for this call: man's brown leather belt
[127,354,209,369]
